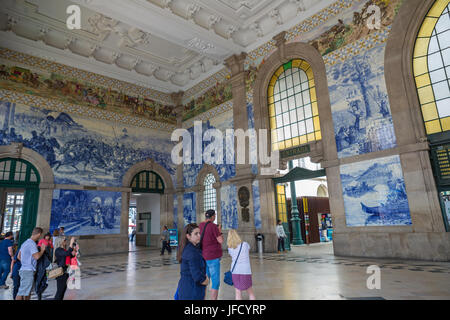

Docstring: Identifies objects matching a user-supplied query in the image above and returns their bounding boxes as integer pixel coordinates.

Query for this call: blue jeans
[0,259,10,286]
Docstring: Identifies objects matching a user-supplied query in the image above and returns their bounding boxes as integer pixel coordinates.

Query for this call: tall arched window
[203,174,216,214]
[413,0,450,135]
[268,59,321,151]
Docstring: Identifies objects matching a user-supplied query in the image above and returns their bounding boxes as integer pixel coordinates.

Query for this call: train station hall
[0,0,449,302]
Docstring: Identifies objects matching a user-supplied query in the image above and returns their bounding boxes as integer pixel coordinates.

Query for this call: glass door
[1,191,25,234]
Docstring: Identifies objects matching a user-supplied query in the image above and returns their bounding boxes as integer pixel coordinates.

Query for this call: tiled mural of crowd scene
[182,113,236,189]
[0,62,177,124]
[50,189,122,236]
[0,100,176,187]
[340,155,412,227]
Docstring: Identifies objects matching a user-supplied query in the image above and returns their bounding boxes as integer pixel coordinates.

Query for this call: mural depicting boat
[361,199,409,216]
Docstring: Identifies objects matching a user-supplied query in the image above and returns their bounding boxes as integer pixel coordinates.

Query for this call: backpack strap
[231,243,243,273]
[199,222,211,250]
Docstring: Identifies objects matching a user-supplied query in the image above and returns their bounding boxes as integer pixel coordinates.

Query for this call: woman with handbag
[53,237,77,300]
[176,223,209,300]
[227,229,255,300]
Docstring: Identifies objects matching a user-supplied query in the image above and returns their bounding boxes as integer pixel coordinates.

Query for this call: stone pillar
[172,91,186,239]
[225,53,257,248]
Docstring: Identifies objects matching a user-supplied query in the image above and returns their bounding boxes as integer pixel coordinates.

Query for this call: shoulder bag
[224,242,243,286]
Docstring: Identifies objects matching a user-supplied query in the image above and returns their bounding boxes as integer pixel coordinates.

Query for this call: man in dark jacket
[35,245,51,300]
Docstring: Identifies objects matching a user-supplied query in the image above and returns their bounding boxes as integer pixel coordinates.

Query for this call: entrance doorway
[0,158,40,246]
[274,157,333,253]
[129,170,164,251]
[1,190,24,240]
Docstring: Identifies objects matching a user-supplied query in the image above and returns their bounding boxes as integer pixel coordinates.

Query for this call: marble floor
[1,242,449,300]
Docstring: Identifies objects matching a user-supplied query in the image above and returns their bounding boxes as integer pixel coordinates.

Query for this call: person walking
[0,232,14,289]
[10,248,21,300]
[54,237,77,300]
[276,220,287,253]
[52,229,61,263]
[176,223,209,300]
[160,226,172,255]
[16,227,46,300]
[227,229,255,300]
[198,209,223,300]
[130,228,136,242]
[321,219,329,242]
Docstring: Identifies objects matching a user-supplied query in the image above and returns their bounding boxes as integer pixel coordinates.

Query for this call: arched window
[268,59,321,151]
[0,158,39,185]
[413,0,450,135]
[130,171,165,193]
[203,173,216,214]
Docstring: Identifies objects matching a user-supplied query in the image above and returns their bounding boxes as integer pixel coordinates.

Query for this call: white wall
[136,194,161,235]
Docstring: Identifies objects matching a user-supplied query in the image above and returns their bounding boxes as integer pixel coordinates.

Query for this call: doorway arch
[0,143,54,246]
[123,159,175,248]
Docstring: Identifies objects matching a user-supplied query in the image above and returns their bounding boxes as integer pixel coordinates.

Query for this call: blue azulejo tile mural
[183,192,196,226]
[221,184,238,230]
[327,44,397,158]
[252,180,262,230]
[340,155,412,227]
[247,103,258,176]
[50,189,122,235]
[0,101,176,186]
[183,120,235,189]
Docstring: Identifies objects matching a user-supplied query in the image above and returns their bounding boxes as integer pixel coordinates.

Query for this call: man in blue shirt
[0,231,14,289]
[16,227,46,300]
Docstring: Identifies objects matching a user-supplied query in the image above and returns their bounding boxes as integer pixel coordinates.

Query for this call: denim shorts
[206,258,221,290]
[17,270,34,297]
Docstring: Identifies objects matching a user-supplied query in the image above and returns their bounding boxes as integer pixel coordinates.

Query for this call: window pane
[306,118,314,133]
[275,102,282,115]
[429,52,444,71]
[437,98,450,118]
[283,113,290,126]
[432,80,450,100]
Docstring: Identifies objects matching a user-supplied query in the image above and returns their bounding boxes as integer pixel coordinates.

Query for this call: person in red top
[37,233,54,249]
[198,209,223,300]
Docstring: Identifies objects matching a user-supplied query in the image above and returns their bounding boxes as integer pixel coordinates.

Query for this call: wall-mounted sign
[139,212,151,220]
[280,145,311,159]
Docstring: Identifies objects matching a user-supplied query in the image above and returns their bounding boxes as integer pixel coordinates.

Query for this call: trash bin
[255,233,264,254]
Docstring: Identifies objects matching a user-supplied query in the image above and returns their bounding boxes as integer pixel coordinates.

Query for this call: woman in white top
[227,229,255,300]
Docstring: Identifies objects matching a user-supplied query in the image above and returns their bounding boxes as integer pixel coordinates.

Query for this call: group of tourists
[175,209,255,300]
[0,226,79,300]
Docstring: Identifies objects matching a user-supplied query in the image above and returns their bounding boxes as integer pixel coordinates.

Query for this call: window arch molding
[384,0,445,233]
[385,0,445,144]
[252,38,336,167]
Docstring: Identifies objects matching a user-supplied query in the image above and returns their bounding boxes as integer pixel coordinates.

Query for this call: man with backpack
[198,210,223,300]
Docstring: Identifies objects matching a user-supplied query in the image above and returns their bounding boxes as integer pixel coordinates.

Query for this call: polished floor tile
[1,242,449,300]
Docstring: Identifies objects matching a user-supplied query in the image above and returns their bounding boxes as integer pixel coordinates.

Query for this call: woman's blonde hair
[227,229,242,249]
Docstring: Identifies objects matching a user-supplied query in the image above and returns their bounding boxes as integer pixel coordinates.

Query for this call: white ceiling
[0,0,333,96]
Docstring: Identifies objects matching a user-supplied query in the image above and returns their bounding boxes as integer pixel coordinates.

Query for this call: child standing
[227,229,255,300]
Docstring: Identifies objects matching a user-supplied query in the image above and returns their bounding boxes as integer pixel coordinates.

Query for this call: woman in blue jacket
[176,223,209,300]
